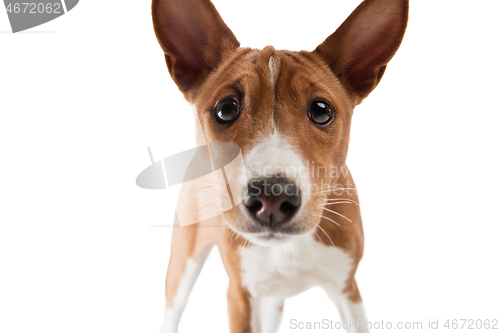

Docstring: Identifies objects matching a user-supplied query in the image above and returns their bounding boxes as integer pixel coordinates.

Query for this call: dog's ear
[313,0,409,101]
[152,0,240,95]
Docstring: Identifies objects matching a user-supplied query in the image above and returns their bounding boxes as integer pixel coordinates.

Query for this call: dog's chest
[238,235,353,298]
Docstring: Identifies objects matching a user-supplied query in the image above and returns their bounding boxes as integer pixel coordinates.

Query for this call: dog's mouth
[226,203,314,246]
[241,231,292,246]
[255,232,288,241]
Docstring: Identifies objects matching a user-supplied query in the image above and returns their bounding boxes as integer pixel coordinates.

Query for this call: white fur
[248,295,285,333]
[160,249,211,333]
[239,234,366,332]
[239,234,353,298]
[249,297,261,333]
[325,294,369,333]
[242,131,312,246]
[244,131,310,195]
[268,56,278,87]
[259,296,285,333]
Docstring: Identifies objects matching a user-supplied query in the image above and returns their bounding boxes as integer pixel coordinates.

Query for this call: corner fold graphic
[64,0,78,11]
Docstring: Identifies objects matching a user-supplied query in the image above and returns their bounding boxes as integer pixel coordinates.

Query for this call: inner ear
[152,0,240,95]
[314,0,409,100]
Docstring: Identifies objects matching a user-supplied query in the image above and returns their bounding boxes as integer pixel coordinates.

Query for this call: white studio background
[0,1,499,332]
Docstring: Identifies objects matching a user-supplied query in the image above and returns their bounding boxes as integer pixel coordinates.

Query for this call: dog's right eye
[309,100,335,126]
[213,98,241,124]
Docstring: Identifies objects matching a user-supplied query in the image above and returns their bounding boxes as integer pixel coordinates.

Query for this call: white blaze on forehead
[268,55,278,87]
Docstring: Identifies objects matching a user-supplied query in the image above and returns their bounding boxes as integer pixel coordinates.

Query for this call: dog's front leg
[159,213,215,333]
[226,288,285,333]
[324,282,369,333]
[227,282,255,333]
[259,296,285,333]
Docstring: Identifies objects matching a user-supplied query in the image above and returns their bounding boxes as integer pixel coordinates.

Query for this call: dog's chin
[240,232,295,247]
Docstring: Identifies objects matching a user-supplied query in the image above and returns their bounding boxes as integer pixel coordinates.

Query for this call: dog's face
[193,48,355,244]
[152,0,408,245]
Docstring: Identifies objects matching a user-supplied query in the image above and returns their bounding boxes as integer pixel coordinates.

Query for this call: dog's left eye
[213,98,240,124]
[309,100,335,125]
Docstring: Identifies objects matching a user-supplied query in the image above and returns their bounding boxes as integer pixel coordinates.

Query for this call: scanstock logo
[137,144,247,227]
[3,0,79,33]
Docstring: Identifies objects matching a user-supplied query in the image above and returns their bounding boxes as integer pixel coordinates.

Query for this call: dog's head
[152,0,408,246]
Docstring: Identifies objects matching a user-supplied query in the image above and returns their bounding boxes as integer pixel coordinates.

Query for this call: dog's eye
[213,98,240,124]
[309,100,335,125]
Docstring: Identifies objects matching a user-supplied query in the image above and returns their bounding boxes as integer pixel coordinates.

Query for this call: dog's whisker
[321,187,358,192]
[196,206,232,220]
[312,213,341,227]
[322,198,359,203]
[195,201,224,213]
[193,193,228,200]
[312,196,357,201]
[318,188,358,194]
[303,235,316,256]
[226,229,235,239]
[313,230,319,244]
[316,225,336,247]
[320,207,352,223]
[322,199,360,206]
[197,210,229,220]
[320,199,360,206]
[204,219,223,228]
[319,201,355,206]
[194,185,227,192]
[196,204,228,215]
[228,233,240,248]
[188,187,227,194]
[196,185,214,190]
[196,185,225,192]
[187,181,226,187]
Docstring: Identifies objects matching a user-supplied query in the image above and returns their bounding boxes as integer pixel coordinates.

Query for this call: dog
[151,0,409,332]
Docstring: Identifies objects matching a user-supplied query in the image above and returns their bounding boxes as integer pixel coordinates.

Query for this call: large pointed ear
[313,0,409,101]
[152,0,240,95]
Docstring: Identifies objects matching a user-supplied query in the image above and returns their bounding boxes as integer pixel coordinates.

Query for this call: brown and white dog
[151,0,409,332]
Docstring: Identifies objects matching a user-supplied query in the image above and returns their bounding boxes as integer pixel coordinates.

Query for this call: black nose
[243,178,301,228]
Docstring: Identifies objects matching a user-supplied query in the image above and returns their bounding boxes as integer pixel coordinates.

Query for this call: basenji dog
[151,0,409,332]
